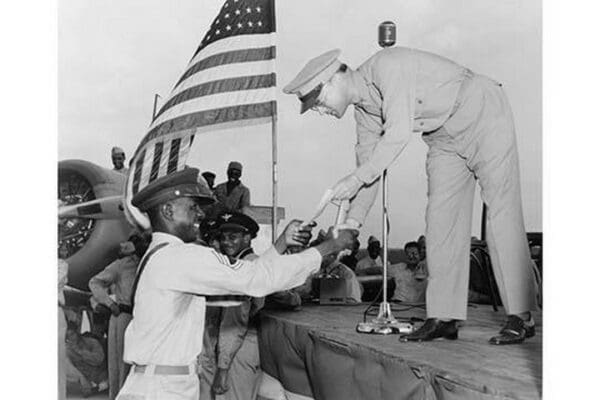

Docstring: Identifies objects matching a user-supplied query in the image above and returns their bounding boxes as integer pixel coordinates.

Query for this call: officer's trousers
[423,73,537,320]
[116,366,199,400]
[108,312,133,400]
[199,328,261,400]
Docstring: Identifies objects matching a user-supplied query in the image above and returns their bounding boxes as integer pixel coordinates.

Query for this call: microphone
[378,21,396,48]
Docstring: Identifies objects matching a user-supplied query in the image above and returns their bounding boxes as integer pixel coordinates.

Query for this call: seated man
[339,237,360,271]
[64,307,109,397]
[355,236,386,276]
[199,211,264,400]
[389,241,429,303]
[318,252,363,303]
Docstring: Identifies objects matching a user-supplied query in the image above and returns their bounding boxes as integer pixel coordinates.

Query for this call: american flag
[125,0,276,228]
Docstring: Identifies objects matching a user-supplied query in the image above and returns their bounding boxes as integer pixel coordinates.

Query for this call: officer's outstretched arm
[154,230,356,297]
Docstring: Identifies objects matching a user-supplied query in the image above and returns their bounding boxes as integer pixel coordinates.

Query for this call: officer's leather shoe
[489,315,535,345]
[399,318,458,342]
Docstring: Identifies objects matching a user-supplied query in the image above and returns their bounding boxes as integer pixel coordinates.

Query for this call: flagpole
[152,93,161,121]
[271,112,278,243]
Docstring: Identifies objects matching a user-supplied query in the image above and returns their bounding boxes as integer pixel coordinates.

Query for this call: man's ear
[160,202,174,221]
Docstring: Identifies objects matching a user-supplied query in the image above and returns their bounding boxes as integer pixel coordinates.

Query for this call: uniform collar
[151,232,184,246]
[237,247,254,259]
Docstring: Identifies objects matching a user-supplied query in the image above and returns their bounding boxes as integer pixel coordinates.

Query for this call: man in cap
[201,171,217,192]
[214,162,251,212]
[199,211,263,400]
[283,47,537,344]
[111,147,128,174]
[116,168,356,400]
[355,236,386,276]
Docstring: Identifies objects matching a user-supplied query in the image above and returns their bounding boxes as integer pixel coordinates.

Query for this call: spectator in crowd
[417,235,426,262]
[339,237,360,271]
[200,212,263,400]
[320,251,363,303]
[202,171,216,192]
[88,233,151,400]
[297,233,362,303]
[264,245,307,310]
[111,147,128,175]
[389,241,429,303]
[58,245,69,400]
[198,217,220,251]
[64,307,109,397]
[214,161,251,212]
[356,236,386,275]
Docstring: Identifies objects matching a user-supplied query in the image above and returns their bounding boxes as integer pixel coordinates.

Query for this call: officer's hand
[285,220,316,247]
[212,368,230,395]
[330,174,362,201]
[109,302,121,317]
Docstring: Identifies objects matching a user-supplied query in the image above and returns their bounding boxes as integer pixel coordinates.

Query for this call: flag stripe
[126,1,278,211]
[142,101,275,146]
[148,141,164,183]
[175,46,275,89]
[132,149,146,194]
[188,33,274,67]
[167,138,181,174]
[173,59,274,97]
[157,73,275,120]
[150,86,274,129]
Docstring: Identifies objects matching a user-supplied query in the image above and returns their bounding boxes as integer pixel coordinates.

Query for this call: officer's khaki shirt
[123,232,321,366]
[348,47,471,224]
[89,254,139,307]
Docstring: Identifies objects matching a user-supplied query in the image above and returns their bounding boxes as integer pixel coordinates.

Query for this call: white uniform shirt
[123,232,321,366]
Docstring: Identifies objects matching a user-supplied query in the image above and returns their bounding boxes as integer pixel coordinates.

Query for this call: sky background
[58,0,542,248]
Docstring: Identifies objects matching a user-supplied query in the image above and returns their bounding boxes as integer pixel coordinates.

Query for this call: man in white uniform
[116,168,355,400]
[283,48,537,345]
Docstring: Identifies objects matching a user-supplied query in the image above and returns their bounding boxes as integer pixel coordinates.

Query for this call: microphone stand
[355,21,414,335]
[356,170,413,334]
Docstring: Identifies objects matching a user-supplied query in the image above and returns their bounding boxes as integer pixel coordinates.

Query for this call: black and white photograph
[11,0,597,399]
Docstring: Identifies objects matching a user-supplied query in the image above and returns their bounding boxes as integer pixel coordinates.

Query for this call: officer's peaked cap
[131,167,215,212]
[283,49,342,114]
[216,211,259,237]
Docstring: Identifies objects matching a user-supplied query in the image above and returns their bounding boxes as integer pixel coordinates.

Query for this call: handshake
[275,219,358,258]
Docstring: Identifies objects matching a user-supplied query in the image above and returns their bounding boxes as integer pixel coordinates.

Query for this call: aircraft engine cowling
[58,160,133,291]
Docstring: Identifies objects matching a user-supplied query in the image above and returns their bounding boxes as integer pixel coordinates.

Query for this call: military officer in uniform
[199,211,264,400]
[116,168,355,400]
[283,48,537,344]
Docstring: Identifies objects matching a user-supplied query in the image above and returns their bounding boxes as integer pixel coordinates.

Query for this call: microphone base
[356,302,414,335]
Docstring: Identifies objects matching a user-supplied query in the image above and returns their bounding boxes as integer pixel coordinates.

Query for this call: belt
[422,69,475,137]
[133,364,196,375]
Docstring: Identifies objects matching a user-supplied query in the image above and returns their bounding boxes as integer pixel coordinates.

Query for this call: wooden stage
[258,303,542,400]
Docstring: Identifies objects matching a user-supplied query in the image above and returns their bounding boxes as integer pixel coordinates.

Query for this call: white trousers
[423,73,538,320]
[116,367,199,400]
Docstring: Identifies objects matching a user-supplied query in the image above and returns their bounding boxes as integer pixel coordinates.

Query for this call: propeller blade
[58,195,125,220]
